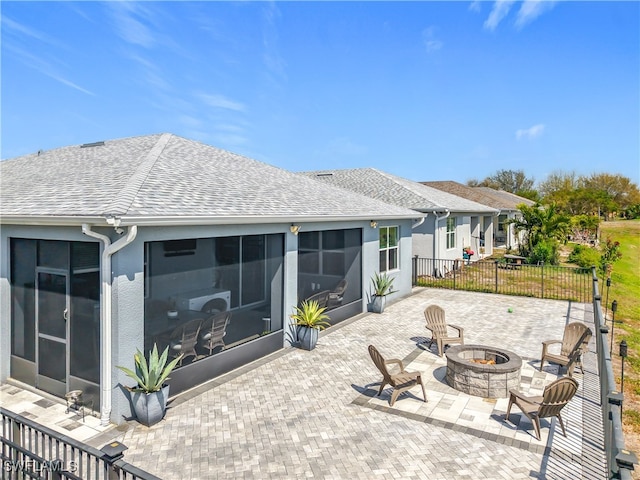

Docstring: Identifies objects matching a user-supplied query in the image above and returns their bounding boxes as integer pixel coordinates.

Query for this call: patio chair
[303,290,330,309]
[199,311,231,355]
[327,279,348,309]
[506,376,579,441]
[423,305,464,356]
[168,318,203,365]
[368,345,427,406]
[539,322,592,376]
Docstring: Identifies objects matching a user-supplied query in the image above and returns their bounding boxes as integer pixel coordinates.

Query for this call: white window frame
[446,217,456,250]
[379,226,399,272]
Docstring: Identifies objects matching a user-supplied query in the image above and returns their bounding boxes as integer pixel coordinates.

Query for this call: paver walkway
[2,288,607,479]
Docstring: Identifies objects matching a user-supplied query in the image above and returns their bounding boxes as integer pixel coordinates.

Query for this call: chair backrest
[561,322,592,356]
[202,311,230,339]
[424,305,448,337]
[538,376,579,419]
[332,279,347,296]
[305,290,331,308]
[173,318,203,349]
[368,345,392,383]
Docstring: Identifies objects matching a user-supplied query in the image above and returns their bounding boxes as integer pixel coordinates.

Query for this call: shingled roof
[421,181,535,211]
[300,168,498,214]
[0,134,419,226]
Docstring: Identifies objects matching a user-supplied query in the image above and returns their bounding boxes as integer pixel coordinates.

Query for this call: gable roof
[421,181,535,211]
[0,134,420,226]
[300,168,498,215]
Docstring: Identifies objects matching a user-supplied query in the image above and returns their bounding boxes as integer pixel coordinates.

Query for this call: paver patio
[1,288,607,479]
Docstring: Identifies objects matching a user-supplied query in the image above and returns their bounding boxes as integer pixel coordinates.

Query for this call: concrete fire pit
[445,344,522,398]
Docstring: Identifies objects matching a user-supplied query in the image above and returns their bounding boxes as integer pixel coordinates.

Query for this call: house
[0,133,421,426]
[300,169,499,264]
[421,181,535,249]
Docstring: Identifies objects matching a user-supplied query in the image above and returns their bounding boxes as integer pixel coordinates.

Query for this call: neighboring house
[300,169,498,265]
[0,133,421,426]
[421,181,535,249]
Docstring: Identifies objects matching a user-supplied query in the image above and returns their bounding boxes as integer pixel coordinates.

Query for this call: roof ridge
[103,133,172,216]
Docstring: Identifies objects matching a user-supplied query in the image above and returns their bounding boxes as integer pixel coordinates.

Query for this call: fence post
[412,255,417,285]
[541,263,545,299]
[101,441,128,480]
[494,261,498,293]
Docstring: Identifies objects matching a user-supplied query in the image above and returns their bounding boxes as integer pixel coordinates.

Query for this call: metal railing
[591,272,638,479]
[1,408,160,480]
[412,257,592,303]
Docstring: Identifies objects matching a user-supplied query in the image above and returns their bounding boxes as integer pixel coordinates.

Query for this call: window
[379,226,399,272]
[297,229,362,312]
[498,214,507,232]
[144,234,284,367]
[446,217,456,249]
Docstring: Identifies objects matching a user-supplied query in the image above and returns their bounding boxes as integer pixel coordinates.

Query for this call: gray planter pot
[296,326,319,350]
[130,384,170,427]
[369,295,386,313]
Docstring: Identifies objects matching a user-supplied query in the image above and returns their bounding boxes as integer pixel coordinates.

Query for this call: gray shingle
[0,134,420,223]
[300,168,498,214]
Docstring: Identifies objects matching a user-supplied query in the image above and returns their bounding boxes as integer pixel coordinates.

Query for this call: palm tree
[509,203,571,263]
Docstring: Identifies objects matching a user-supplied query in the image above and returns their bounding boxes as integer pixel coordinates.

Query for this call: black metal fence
[1,408,160,480]
[591,272,638,479]
[412,257,592,303]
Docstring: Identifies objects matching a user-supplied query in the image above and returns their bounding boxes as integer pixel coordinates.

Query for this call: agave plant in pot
[116,344,182,426]
[291,299,331,350]
[369,272,397,314]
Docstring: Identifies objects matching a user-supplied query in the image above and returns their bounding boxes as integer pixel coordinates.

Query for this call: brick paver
[3,288,608,479]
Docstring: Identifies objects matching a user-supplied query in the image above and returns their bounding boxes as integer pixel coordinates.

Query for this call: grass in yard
[600,220,640,461]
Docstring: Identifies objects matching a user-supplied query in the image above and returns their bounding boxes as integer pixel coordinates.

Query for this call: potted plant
[290,299,331,350]
[369,272,396,313]
[116,344,183,426]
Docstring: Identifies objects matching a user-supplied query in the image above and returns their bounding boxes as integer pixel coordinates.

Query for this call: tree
[539,171,640,219]
[467,169,535,195]
[581,173,640,218]
[508,203,571,264]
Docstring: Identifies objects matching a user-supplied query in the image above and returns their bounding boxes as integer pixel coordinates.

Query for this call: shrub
[529,240,559,265]
[568,244,600,268]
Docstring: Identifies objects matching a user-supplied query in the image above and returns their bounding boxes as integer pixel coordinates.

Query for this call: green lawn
[600,220,640,439]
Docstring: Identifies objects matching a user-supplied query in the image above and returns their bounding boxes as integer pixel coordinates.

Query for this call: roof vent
[316,173,333,177]
[80,141,105,148]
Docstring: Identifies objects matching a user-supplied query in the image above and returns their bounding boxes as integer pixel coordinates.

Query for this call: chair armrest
[449,324,464,334]
[385,358,404,370]
[542,339,561,347]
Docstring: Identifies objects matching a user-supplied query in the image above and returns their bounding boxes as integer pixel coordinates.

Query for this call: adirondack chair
[423,305,464,356]
[506,376,579,440]
[368,345,427,406]
[540,322,592,376]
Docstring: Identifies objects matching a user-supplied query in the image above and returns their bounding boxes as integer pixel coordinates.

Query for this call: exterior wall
[1,218,415,425]
[411,217,434,259]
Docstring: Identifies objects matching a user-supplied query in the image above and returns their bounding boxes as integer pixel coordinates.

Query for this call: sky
[2,1,639,187]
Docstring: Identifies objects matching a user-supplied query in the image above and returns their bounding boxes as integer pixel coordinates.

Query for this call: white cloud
[422,26,443,53]
[468,1,482,13]
[515,0,557,29]
[107,3,156,48]
[197,93,246,112]
[484,1,516,31]
[516,124,545,140]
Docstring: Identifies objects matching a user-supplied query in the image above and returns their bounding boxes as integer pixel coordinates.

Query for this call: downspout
[82,223,138,426]
[433,210,450,260]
